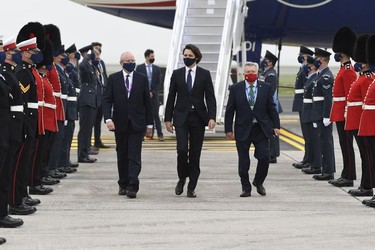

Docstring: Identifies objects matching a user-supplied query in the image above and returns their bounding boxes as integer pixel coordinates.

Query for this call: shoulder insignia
[268,73,275,76]
[19,82,30,93]
[323,84,331,89]
[323,74,331,80]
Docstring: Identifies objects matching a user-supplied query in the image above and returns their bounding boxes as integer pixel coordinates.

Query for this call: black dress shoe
[118,187,127,196]
[252,181,266,196]
[88,146,99,155]
[9,203,37,215]
[293,162,310,169]
[95,142,111,149]
[126,190,137,198]
[348,187,373,196]
[187,190,196,198]
[22,196,41,206]
[0,216,23,228]
[29,185,53,195]
[58,166,77,173]
[41,176,60,185]
[240,191,251,197]
[269,157,277,164]
[68,162,79,168]
[175,179,186,195]
[313,173,334,181]
[78,157,97,163]
[302,166,321,174]
[0,237,5,245]
[329,177,353,187]
[49,170,67,179]
[362,196,375,207]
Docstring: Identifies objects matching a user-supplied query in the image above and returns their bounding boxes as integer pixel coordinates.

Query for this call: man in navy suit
[225,62,280,197]
[165,44,216,198]
[102,51,153,199]
[136,49,164,141]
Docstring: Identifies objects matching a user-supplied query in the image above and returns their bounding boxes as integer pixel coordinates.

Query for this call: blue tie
[147,65,152,89]
[187,69,192,92]
[248,84,255,106]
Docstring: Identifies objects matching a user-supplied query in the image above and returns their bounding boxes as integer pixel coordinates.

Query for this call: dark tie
[125,74,130,90]
[187,69,192,92]
[248,84,255,106]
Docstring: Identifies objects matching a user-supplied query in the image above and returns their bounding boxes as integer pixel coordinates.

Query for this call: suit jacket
[225,80,280,141]
[78,58,99,108]
[102,70,153,132]
[136,63,161,98]
[164,66,216,127]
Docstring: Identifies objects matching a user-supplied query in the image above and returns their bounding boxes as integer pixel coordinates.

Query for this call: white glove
[312,122,317,128]
[323,118,331,127]
[64,120,68,126]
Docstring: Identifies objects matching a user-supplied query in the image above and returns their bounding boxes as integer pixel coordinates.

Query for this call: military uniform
[310,56,335,176]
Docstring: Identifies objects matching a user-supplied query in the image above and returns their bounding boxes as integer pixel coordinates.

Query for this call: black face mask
[122,62,136,72]
[149,58,155,64]
[183,57,196,67]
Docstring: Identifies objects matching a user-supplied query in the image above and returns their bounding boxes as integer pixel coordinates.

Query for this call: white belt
[347,101,363,107]
[333,97,346,102]
[303,99,313,103]
[44,103,57,110]
[313,96,324,102]
[27,102,39,109]
[75,88,80,94]
[10,105,24,112]
[38,101,45,106]
[67,96,77,101]
[53,92,62,97]
[363,104,375,110]
[61,94,68,100]
[295,89,304,94]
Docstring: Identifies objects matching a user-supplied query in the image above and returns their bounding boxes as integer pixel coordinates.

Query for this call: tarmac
[1,96,375,249]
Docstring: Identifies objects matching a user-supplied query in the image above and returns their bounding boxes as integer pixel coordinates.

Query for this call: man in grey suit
[225,62,280,197]
[136,49,164,141]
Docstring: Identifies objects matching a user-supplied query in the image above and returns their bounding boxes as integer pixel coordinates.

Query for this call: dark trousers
[353,132,374,189]
[94,105,103,145]
[47,120,64,171]
[305,122,322,169]
[175,111,205,191]
[151,96,163,137]
[365,136,375,188]
[33,131,55,186]
[59,120,75,168]
[336,121,356,180]
[236,123,270,192]
[300,112,311,163]
[114,121,143,192]
[317,121,335,174]
[7,141,23,206]
[78,106,96,160]
[14,136,36,200]
[0,146,9,217]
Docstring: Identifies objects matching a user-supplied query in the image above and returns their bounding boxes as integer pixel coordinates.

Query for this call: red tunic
[47,64,65,121]
[359,80,375,136]
[31,68,45,135]
[41,75,58,132]
[345,71,374,130]
[330,62,357,122]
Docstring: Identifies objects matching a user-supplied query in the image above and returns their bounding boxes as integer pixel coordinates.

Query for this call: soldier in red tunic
[359,34,375,207]
[328,27,358,187]
[344,35,375,196]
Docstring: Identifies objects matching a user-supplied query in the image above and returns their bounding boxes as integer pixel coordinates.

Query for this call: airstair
[163,0,248,123]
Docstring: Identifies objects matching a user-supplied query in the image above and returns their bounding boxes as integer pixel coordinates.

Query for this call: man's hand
[226,132,234,140]
[273,128,280,137]
[106,120,115,131]
[166,121,174,133]
[145,127,152,138]
[208,119,216,130]
[323,117,331,127]
[149,92,153,98]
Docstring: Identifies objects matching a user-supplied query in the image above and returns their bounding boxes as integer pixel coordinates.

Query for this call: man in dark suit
[165,44,217,198]
[225,62,280,197]
[136,49,164,141]
[102,51,153,199]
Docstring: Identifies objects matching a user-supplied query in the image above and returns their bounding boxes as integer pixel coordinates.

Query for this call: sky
[1,0,307,67]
